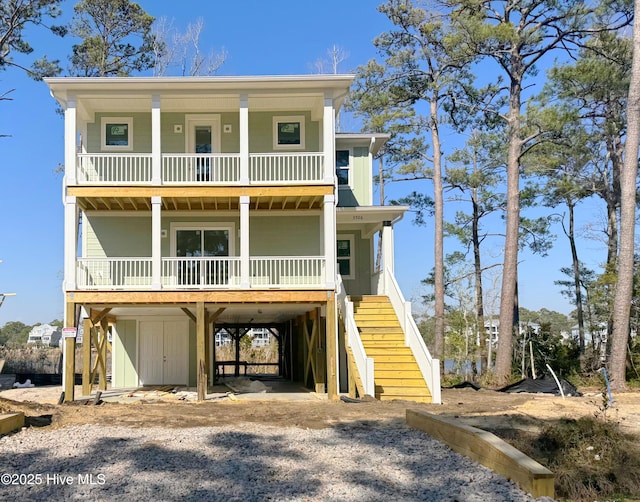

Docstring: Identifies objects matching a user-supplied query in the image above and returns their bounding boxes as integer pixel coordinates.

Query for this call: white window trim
[337,234,355,280]
[170,222,236,257]
[273,115,305,150]
[336,147,353,189]
[101,116,133,151]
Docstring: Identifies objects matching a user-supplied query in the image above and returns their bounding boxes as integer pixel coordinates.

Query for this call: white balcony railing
[249,256,325,287]
[162,257,241,288]
[77,258,152,289]
[162,154,240,184]
[75,152,326,185]
[250,152,324,183]
[75,256,326,290]
[77,153,152,184]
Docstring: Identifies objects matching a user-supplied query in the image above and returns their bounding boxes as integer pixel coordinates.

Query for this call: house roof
[336,133,390,156]
[337,206,409,238]
[44,74,355,118]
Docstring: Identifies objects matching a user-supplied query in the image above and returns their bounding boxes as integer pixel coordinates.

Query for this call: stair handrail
[384,269,441,404]
[336,274,375,397]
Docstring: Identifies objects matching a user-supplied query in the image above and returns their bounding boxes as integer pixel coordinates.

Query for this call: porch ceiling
[75,194,325,211]
[84,303,320,324]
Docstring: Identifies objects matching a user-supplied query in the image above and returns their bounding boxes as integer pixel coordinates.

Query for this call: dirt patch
[1,385,638,439]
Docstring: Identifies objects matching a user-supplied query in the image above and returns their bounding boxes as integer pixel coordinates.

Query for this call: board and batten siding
[112,320,138,388]
[339,230,373,296]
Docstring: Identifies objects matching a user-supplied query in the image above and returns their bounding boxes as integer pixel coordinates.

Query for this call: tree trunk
[566,201,585,354]
[610,0,640,391]
[472,181,486,374]
[495,69,523,385]
[431,97,445,373]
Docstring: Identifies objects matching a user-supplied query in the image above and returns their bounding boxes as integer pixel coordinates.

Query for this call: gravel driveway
[0,422,543,501]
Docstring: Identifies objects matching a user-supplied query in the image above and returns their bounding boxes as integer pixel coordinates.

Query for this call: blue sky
[0,0,608,326]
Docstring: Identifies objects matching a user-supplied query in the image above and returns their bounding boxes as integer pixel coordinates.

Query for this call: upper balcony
[75,151,325,185]
[45,75,355,190]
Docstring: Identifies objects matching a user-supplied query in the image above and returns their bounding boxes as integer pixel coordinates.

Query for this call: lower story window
[337,236,354,280]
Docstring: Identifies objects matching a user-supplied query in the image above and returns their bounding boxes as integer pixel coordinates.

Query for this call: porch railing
[77,153,152,184]
[77,258,152,289]
[250,153,324,183]
[75,256,326,289]
[383,268,441,404]
[162,257,241,288]
[75,152,326,185]
[249,256,325,287]
[162,154,240,184]
[336,274,375,396]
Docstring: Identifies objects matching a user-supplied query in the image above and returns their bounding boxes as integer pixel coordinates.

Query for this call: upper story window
[273,115,305,150]
[101,117,133,151]
[336,149,351,186]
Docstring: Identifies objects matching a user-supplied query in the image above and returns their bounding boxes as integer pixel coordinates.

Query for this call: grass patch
[516,416,640,501]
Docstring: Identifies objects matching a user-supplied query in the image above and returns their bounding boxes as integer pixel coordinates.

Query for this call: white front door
[139,320,189,385]
[163,320,189,384]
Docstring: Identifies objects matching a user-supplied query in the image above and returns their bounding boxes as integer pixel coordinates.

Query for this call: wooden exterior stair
[350,295,432,403]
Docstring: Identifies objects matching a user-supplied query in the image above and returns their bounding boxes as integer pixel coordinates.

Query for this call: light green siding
[85,216,152,257]
[112,320,138,388]
[88,112,152,153]
[85,214,321,258]
[352,147,371,205]
[339,230,372,296]
[337,146,372,207]
[250,215,321,255]
[249,112,319,152]
[161,112,240,153]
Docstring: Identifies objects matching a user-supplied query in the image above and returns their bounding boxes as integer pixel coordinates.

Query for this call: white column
[323,194,336,289]
[240,195,250,288]
[64,196,78,291]
[152,196,162,289]
[152,94,162,184]
[65,97,77,185]
[239,94,249,184]
[323,92,335,184]
[382,221,394,276]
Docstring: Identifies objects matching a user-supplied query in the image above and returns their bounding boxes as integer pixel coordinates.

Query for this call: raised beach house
[46,75,440,403]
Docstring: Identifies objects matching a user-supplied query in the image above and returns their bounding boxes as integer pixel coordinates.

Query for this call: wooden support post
[99,317,109,390]
[82,318,92,396]
[315,308,327,394]
[326,293,338,400]
[196,302,207,401]
[204,310,210,386]
[63,301,76,403]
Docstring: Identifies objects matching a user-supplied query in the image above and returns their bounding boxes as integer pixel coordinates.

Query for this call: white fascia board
[336,206,408,225]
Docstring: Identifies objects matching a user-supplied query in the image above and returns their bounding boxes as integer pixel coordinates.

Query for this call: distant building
[249,327,273,348]
[27,324,62,347]
[483,319,541,345]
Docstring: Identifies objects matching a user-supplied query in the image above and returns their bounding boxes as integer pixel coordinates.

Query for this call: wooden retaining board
[406,409,554,499]
[0,412,25,436]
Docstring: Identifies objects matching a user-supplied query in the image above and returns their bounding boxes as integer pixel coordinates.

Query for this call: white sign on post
[62,327,77,339]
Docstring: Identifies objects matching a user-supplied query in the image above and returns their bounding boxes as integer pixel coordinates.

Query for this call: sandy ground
[1,383,639,440]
